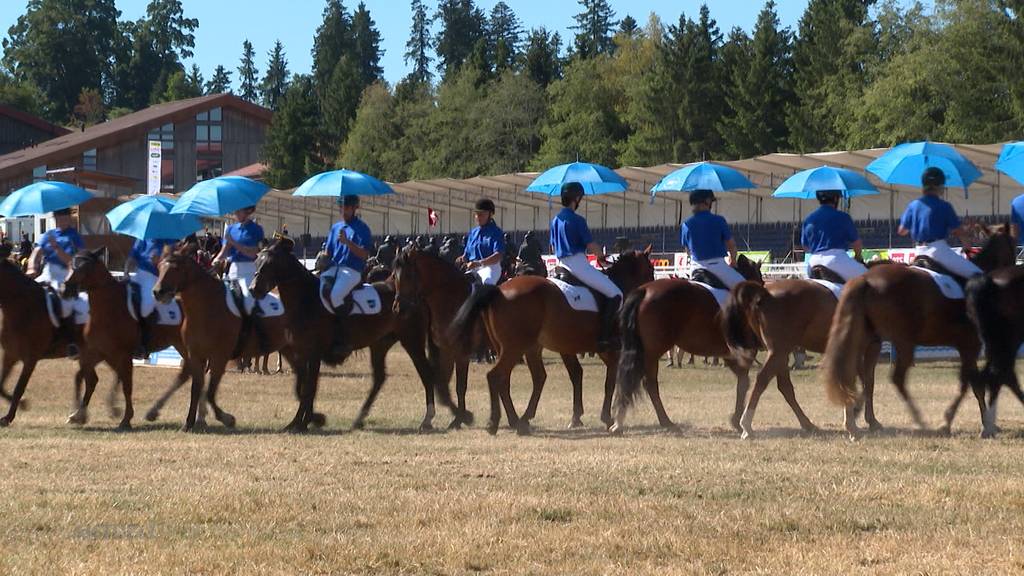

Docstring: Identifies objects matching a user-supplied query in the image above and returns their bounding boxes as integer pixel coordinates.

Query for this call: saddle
[809,265,846,285]
[126,280,146,322]
[319,273,381,316]
[690,268,728,290]
[912,257,967,288]
[552,266,607,305]
[226,280,253,316]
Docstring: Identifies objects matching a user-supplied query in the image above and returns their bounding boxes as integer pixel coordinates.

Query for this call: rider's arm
[26,246,43,275]
[897,226,909,237]
[228,240,260,258]
[49,237,73,265]
[475,252,502,267]
[726,238,738,266]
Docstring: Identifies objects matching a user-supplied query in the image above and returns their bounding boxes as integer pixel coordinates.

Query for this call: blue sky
[1,1,810,87]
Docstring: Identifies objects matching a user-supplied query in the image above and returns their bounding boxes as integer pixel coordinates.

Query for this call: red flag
[427,207,439,228]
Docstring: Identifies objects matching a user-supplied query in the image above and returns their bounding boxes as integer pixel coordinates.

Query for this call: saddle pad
[547,277,598,313]
[154,301,182,326]
[222,283,285,318]
[689,281,730,308]
[44,289,88,327]
[810,279,843,300]
[913,267,964,300]
[318,276,382,316]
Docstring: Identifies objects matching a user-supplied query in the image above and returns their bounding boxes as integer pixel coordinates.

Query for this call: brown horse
[448,248,655,435]
[250,237,468,432]
[723,278,881,439]
[610,255,764,434]
[823,226,1016,438]
[153,247,289,431]
[0,243,103,426]
[62,247,191,429]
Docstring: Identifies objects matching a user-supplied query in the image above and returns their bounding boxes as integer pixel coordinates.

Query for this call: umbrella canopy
[866,141,982,189]
[0,181,93,217]
[170,176,270,216]
[995,142,1024,186]
[525,162,628,196]
[293,169,395,198]
[772,166,879,199]
[106,195,203,241]
[650,162,755,196]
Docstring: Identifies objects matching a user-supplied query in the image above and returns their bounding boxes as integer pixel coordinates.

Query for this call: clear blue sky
[1,0,810,87]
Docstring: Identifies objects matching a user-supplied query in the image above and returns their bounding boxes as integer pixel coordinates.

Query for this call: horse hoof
[740,429,753,440]
[192,421,208,433]
[568,419,584,429]
[144,410,159,422]
[220,413,237,429]
[311,413,327,428]
[67,412,87,425]
[447,418,463,430]
[180,424,192,433]
[0,416,10,427]
[867,420,884,432]
[729,416,742,432]
[981,428,997,439]
[108,407,123,421]
[351,419,365,431]
[419,422,434,433]
[608,423,624,436]
[516,421,532,436]
[486,421,499,436]
[115,422,132,432]
[461,410,475,427]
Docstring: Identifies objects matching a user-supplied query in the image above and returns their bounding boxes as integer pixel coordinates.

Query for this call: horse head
[65,247,109,297]
[251,236,296,299]
[735,254,764,284]
[391,246,423,316]
[153,246,199,304]
[606,244,655,293]
[972,223,1016,273]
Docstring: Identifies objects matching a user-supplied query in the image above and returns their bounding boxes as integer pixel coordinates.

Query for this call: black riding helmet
[561,182,585,207]
[474,198,496,213]
[922,167,946,188]
[816,189,842,205]
[689,189,716,206]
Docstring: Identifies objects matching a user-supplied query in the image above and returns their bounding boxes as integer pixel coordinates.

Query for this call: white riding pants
[326,265,363,308]
[132,269,158,318]
[36,262,86,319]
[228,261,258,315]
[806,249,868,282]
[694,257,745,289]
[916,240,982,278]
[557,253,622,299]
[473,262,502,286]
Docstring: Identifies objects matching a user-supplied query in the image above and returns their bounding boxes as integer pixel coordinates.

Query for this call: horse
[249,237,469,432]
[153,246,289,432]
[62,247,191,429]
[447,248,655,435]
[823,225,1016,438]
[610,255,764,434]
[722,276,881,439]
[0,243,100,426]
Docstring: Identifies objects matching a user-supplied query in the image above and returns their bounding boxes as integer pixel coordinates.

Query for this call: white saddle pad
[810,279,843,300]
[126,282,182,326]
[317,276,382,316]
[689,281,730,308]
[44,289,88,328]
[224,284,285,318]
[913,267,964,299]
[547,277,598,313]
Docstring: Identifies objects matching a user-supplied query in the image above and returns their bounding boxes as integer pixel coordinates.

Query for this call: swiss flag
[427,207,439,228]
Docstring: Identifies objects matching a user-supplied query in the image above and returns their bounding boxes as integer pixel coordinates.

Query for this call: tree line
[4,0,1024,192]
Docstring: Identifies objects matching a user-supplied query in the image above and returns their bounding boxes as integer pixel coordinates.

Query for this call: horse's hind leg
[182,360,206,432]
[861,339,883,431]
[204,358,236,429]
[521,347,548,424]
[890,341,925,430]
[561,352,586,429]
[643,357,676,430]
[353,340,393,430]
[485,353,519,435]
[726,359,750,432]
[0,352,19,406]
[0,359,37,426]
[68,362,99,425]
[739,351,782,440]
[598,352,615,428]
[113,357,134,430]
[145,363,190,422]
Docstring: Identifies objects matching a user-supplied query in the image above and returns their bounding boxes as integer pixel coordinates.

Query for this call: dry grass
[1,352,1024,575]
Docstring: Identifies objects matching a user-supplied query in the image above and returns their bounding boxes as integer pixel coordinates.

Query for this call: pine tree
[152,68,201,103]
[522,28,562,88]
[618,15,639,39]
[238,39,259,102]
[263,75,326,189]
[434,0,487,79]
[260,40,290,110]
[404,0,433,84]
[311,0,352,95]
[682,5,725,160]
[488,2,523,73]
[340,82,403,180]
[351,2,384,87]
[320,55,365,160]
[187,64,203,93]
[205,65,232,94]
[571,0,618,59]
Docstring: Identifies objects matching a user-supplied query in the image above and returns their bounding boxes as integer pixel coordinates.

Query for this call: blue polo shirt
[899,195,960,244]
[1012,195,1024,244]
[130,239,175,275]
[223,220,264,263]
[326,216,373,272]
[36,227,84,266]
[801,205,859,254]
[464,220,505,261]
[680,210,731,261]
[550,207,592,258]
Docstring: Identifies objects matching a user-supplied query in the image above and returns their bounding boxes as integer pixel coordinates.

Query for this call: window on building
[147,123,175,190]
[196,107,223,181]
[82,149,97,171]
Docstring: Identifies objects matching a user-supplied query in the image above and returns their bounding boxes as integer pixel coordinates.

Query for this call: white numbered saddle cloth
[809,279,843,300]
[912,267,964,300]
[689,281,729,308]
[547,277,598,313]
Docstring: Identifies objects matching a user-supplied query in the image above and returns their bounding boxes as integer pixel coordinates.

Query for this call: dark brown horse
[723,278,881,438]
[153,246,289,431]
[250,237,468,432]
[0,243,102,426]
[823,226,1015,438]
[448,248,655,435]
[610,255,764,434]
[63,248,191,429]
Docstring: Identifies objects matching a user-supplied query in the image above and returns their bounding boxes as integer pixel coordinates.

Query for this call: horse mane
[0,256,38,292]
[395,246,467,283]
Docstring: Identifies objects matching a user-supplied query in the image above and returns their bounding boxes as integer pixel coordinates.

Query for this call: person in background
[457,198,504,285]
[680,189,744,288]
[27,208,84,357]
[18,231,33,264]
[897,167,980,279]
[375,235,398,269]
[801,190,866,281]
[1010,191,1024,251]
[515,230,547,277]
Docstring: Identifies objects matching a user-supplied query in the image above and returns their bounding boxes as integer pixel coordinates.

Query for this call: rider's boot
[58,314,79,359]
[132,316,153,360]
[597,295,622,353]
[330,298,354,362]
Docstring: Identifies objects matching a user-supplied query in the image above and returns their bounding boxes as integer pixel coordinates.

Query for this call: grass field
[2,352,1024,575]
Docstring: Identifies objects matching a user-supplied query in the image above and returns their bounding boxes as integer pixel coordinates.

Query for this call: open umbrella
[525,162,628,196]
[866,141,981,189]
[995,142,1024,186]
[170,176,270,216]
[650,162,755,196]
[106,195,203,240]
[293,169,395,198]
[0,181,93,217]
[772,166,879,199]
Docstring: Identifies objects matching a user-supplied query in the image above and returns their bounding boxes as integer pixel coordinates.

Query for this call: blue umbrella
[995,142,1024,186]
[650,162,755,196]
[525,162,628,196]
[866,141,982,189]
[0,181,93,217]
[170,176,270,216]
[772,166,879,199]
[293,169,395,198]
[106,195,203,241]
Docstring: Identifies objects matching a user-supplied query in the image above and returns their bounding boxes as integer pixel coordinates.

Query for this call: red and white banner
[427,207,438,228]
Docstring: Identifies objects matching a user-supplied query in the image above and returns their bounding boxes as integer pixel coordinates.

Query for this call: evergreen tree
[404,0,433,84]
[618,15,639,39]
[477,70,547,174]
[619,16,677,166]
[434,0,487,79]
[522,28,562,88]
[340,82,404,180]
[111,0,198,111]
[351,2,384,87]
[187,64,203,93]
[489,2,523,73]
[320,55,365,160]
[311,0,352,95]
[409,65,488,178]
[205,65,232,94]
[263,75,325,189]
[152,68,201,103]
[260,40,290,110]
[238,39,259,102]
[571,0,618,59]
[682,5,725,159]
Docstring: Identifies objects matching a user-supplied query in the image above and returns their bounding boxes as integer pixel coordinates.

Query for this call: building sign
[147,140,162,195]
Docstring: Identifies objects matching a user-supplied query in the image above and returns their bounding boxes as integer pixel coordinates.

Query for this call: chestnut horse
[250,237,469,432]
[153,247,290,432]
[63,247,191,429]
[610,255,763,434]
[722,278,881,438]
[823,226,1015,438]
[448,248,655,435]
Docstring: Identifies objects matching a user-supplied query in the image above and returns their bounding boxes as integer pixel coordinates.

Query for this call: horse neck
[419,256,470,317]
[273,256,319,310]
[80,264,121,311]
[177,261,228,318]
[0,262,36,304]
[972,237,1014,272]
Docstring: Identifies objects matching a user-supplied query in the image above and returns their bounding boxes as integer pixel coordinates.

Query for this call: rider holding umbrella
[801,190,867,281]
[127,237,176,357]
[324,194,373,357]
[681,189,744,288]
[214,205,264,313]
[898,167,980,278]
[457,198,504,285]
[27,207,84,357]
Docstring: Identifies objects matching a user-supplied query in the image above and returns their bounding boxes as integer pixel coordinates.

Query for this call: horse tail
[722,281,769,364]
[448,284,502,351]
[613,288,647,413]
[821,277,870,407]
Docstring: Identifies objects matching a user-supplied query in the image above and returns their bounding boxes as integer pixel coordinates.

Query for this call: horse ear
[643,243,652,256]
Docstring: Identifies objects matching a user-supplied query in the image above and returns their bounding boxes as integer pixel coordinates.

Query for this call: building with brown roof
[0,104,70,156]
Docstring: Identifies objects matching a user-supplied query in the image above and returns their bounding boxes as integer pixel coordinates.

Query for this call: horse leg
[739,352,782,440]
[105,371,123,421]
[114,357,135,430]
[598,353,615,428]
[642,357,676,430]
[890,342,926,430]
[353,340,392,430]
[454,355,472,427]
[145,364,189,422]
[726,359,750,432]
[284,361,309,432]
[68,361,99,425]
[485,353,519,435]
[0,353,25,410]
[182,359,206,432]
[560,352,586,428]
[861,339,883,431]
[205,358,235,429]
[0,358,37,426]
[303,359,323,429]
[777,366,817,433]
[521,347,548,424]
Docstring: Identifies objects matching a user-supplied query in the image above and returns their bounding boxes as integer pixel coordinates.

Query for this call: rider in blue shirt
[898,167,980,278]
[27,207,85,358]
[457,198,504,285]
[550,182,621,351]
[1011,193,1024,245]
[128,238,175,357]
[680,190,743,289]
[324,194,373,358]
[214,206,265,314]
[801,190,866,282]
